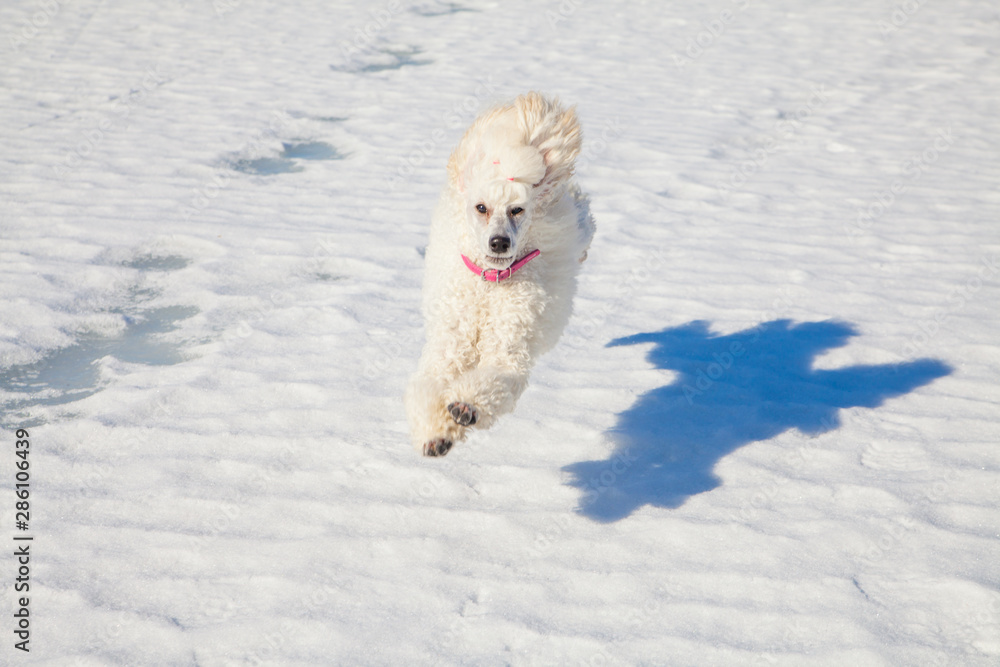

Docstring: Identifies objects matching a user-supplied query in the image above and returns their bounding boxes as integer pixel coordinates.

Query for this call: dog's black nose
[489,235,511,254]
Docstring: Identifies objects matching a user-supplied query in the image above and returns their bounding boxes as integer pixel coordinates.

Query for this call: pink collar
[461,249,540,283]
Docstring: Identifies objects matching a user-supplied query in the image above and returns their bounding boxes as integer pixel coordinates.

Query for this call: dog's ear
[447,93,581,201]
[446,136,473,195]
[446,124,475,195]
[516,92,582,206]
[447,104,513,195]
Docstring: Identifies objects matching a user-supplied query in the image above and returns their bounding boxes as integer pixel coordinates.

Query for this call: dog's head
[448,92,581,270]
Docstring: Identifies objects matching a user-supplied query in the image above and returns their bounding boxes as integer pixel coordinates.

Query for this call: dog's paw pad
[423,438,453,457]
[447,402,478,426]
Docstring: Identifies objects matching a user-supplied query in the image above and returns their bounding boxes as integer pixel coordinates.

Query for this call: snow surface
[1,0,999,664]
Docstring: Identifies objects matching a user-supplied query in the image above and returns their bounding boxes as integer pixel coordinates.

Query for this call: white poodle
[406,92,596,456]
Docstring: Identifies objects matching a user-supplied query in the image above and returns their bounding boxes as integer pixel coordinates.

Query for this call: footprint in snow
[230,141,345,175]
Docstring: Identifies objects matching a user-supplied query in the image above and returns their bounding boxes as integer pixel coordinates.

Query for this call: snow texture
[1,0,998,665]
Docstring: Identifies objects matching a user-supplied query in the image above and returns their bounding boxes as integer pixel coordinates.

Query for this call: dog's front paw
[423,438,453,457]
[447,402,478,426]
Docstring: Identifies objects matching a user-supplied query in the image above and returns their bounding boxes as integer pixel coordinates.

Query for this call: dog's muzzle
[461,250,540,283]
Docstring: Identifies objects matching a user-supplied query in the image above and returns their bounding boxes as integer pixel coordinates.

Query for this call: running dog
[406,92,596,456]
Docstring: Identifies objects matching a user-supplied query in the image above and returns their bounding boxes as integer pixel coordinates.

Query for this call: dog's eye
[510,207,524,216]
[475,203,488,214]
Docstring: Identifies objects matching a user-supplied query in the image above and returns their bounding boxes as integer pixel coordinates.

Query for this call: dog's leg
[423,437,453,457]
[445,365,529,432]
[405,373,472,456]
[447,401,478,426]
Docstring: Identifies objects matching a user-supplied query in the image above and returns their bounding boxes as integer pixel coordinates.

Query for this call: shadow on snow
[563,319,951,522]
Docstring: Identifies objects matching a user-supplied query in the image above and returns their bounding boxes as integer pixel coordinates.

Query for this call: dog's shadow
[563,320,952,522]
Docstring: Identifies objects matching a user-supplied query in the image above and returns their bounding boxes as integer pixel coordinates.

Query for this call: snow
[1,0,998,664]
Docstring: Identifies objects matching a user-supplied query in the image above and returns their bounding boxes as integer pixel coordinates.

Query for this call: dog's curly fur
[406,92,596,456]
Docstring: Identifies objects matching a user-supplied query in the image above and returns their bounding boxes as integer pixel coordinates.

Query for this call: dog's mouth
[484,254,515,268]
